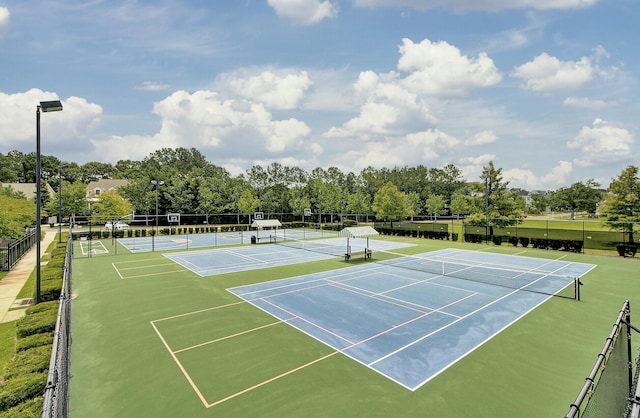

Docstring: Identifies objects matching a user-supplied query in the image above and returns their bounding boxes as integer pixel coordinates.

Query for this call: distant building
[86,179,129,200]
[2,182,55,199]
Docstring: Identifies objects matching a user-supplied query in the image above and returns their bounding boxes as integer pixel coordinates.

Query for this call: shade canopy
[251,219,282,228]
[337,226,379,238]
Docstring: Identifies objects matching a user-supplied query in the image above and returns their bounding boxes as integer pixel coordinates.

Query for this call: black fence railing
[58,213,640,257]
[565,301,634,417]
[42,238,73,418]
[0,228,37,271]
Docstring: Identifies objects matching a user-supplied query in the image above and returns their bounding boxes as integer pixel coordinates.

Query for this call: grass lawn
[69,235,640,417]
[0,321,16,373]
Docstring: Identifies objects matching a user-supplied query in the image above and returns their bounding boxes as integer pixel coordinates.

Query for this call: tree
[90,190,133,222]
[425,195,446,221]
[406,192,421,221]
[0,185,35,238]
[46,180,89,225]
[599,166,640,243]
[372,182,409,222]
[528,192,548,215]
[450,194,476,219]
[237,189,260,216]
[548,180,602,219]
[467,161,524,237]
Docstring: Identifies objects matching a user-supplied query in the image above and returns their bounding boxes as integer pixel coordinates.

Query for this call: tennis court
[162,238,414,276]
[225,248,596,390]
[102,228,336,253]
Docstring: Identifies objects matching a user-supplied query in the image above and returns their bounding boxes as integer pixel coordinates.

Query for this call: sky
[0,0,638,190]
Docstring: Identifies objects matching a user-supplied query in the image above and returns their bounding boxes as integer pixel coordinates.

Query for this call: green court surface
[69,236,640,417]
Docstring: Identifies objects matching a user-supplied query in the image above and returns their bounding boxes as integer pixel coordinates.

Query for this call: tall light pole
[151,180,164,227]
[151,179,164,252]
[36,100,63,304]
[58,164,69,243]
[485,175,490,244]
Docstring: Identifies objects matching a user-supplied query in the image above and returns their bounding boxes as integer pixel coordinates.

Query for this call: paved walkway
[0,227,58,323]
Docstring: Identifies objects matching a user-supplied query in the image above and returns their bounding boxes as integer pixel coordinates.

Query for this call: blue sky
[0,0,637,190]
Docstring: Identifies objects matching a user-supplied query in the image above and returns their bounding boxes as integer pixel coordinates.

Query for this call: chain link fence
[42,239,73,417]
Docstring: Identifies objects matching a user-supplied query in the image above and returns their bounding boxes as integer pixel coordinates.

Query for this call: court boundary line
[228,249,591,390]
[150,301,340,409]
[112,259,188,280]
[78,240,109,255]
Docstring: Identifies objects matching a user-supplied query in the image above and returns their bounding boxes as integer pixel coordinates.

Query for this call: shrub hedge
[0,396,43,418]
[0,240,65,415]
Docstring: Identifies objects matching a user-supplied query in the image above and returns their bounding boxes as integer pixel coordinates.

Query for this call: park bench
[344,248,372,261]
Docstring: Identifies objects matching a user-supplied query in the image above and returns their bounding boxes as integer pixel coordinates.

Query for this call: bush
[24,302,57,316]
[451,233,459,241]
[39,280,62,303]
[492,235,502,245]
[508,236,518,247]
[519,237,530,248]
[464,234,483,243]
[15,310,57,339]
[616,244,637,257]
[548,239,563,250]
[0,396,43,417]
[0,373,47,411]
[15,333,54,353]
[2,346,51,380]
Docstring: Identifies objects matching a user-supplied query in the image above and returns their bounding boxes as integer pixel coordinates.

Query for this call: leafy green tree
[90,190,133,222]
[289,187,311,221]
[599,165,640,243]
[372,182,409,222]
[79,161,118,183]
[467,162,523,237]
[0,186,35,237]
[450,194,476,219]
[237,189,260,216]
[405,192,421,221]
[46,180,88,224]
[425,195,446,221]
[528,192,548,215]
[548,180,602,219]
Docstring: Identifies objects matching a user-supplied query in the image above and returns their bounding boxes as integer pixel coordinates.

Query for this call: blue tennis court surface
[163,238,414,276]
[117,228,335,252]
[227,248,596,390]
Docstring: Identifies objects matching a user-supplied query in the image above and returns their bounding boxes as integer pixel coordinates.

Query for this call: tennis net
[374,254,582,300]
[269,235,346,258]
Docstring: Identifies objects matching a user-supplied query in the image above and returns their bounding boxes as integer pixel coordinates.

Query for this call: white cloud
[0,89,101,150]
[398,38,502,96]
[511,53,595,92]
[90,89,313,163]
[458,154,496,182]
[352,0,596,12]
[267,0,338,25]
[331,128,460,172]
[136,81,171,92]
[464,131,498,146]
[326,69,435,138]
[222,70,313,110]
[0,7,9,40]
[503,161,572,189]
[568,119,634,166]
[563,97,616,109]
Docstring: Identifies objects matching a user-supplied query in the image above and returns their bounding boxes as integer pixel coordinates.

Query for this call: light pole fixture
[58,164,69,243]
[151,180,164,228]
[36,100,63,304]
[150,179,164,252]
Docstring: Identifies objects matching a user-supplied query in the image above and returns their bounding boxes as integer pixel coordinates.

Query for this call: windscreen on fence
[565,301,633,418]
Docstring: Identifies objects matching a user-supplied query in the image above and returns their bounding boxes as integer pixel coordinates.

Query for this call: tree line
[2,147,637,242]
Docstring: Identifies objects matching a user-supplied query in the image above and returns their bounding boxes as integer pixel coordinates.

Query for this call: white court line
[151,300,339,409]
